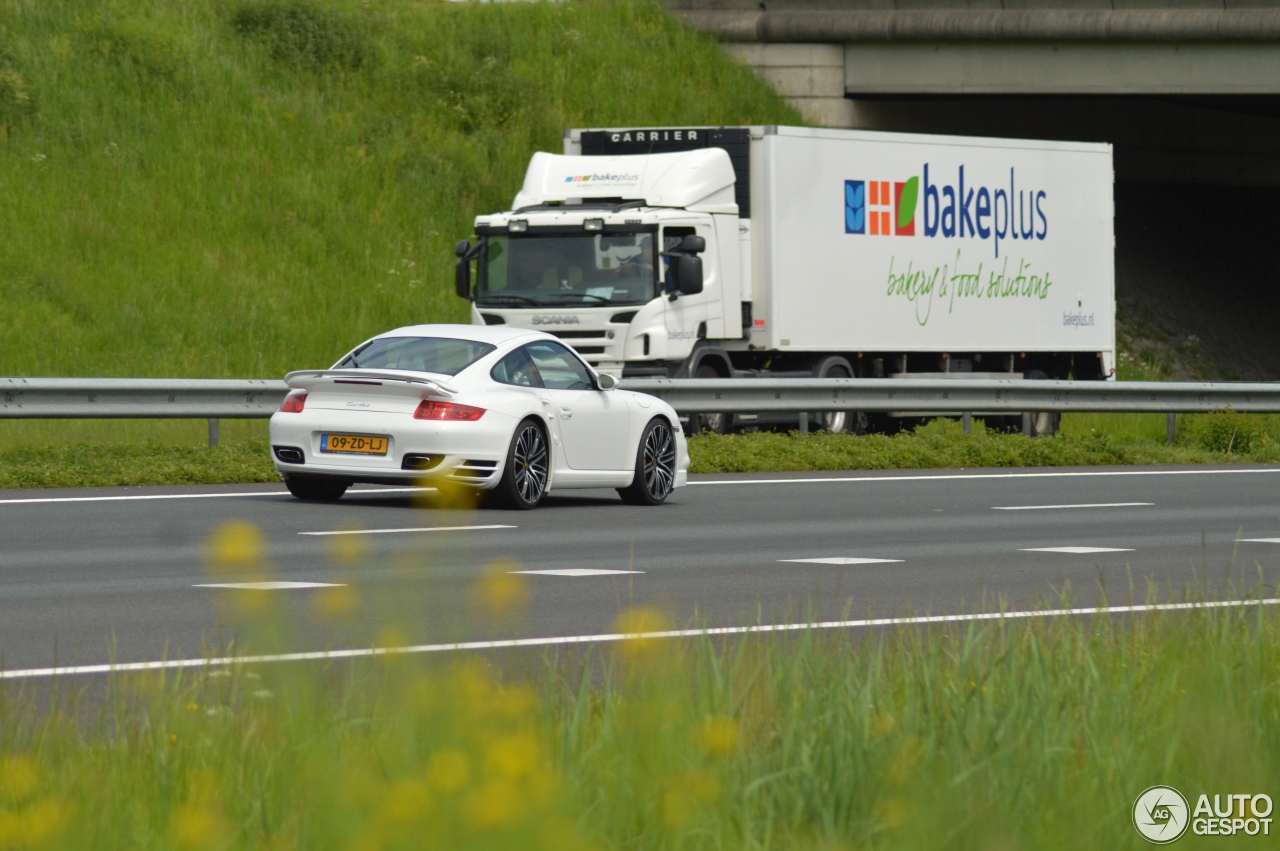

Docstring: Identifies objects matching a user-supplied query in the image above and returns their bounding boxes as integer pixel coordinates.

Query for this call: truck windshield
[476,232,658,307]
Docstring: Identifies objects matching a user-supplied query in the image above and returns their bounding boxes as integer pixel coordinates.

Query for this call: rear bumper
[268,409,513,489]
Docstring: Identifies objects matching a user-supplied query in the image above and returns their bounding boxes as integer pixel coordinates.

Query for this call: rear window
[334,337,496,376]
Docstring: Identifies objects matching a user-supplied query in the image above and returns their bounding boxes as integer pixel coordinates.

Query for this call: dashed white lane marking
[780,557,904,565]
[692,468,1280,486]
[299,525,515,537]
[1020,546,1134,554]
[1239,538,1280,543]
[513,569,642,577]
[5,597,1277,680]
[0,487,433,506]
[994,502,1153,511]
[194,581,345,590]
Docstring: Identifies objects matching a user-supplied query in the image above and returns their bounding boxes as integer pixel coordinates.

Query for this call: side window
[524,341,594,391]
[490,347,544,388]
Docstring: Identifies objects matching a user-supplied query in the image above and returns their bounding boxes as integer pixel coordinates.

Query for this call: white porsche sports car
[268,324,688,509]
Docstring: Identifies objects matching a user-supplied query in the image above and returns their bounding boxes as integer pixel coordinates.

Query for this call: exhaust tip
[273,446,305,464]
[402,453,443,471]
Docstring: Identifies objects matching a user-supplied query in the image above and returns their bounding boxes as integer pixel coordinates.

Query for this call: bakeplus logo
[564,172,640,184]
[845,165,1048,258]
[844,177,918,237]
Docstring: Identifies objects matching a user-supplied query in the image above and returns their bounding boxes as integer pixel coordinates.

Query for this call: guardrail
[0,378,289,447]
[5,376,1280,446]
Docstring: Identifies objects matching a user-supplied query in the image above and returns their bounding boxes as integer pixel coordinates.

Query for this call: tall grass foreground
[1,521,1279,849]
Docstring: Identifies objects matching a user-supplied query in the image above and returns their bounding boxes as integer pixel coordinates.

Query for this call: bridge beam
[680,7,1280,187]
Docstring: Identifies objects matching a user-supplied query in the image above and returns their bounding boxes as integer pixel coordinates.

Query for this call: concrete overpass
[670,1,1280,187]
[668,2,1280,380]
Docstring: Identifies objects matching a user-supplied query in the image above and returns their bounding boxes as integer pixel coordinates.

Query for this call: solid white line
[513,569,643,577]
[0,487,434,506]
[1239,538,1280,543]
[691,468,1280,486]
[780,557,903,565]
[3,597,1276,680]
[994,502,1154,511]
[299,525,515,537]
[3,467,1274,505]
[194,582,345,590]
[1021,546,1134,554]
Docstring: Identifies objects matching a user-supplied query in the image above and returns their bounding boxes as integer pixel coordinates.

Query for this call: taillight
[413,400,485,421]
[279,391,307,413]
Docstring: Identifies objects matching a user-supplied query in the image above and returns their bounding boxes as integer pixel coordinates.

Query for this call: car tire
[284,475,349,502]
[617,418,678,506]
[489,418,550,510]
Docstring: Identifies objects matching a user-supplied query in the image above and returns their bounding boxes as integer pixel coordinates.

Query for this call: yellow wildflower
[426,749,470,792]
[472,560,528,619]
[699,715,739,756]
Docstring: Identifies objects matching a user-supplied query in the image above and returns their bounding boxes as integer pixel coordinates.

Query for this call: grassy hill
[0,0,797,379]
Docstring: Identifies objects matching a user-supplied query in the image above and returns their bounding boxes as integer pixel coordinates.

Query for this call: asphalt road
[2,464,1280,676]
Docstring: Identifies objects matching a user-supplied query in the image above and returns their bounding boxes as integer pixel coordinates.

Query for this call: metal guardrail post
[962,412,972,434]
[1167,413,1177,445]
[208,418,220,448]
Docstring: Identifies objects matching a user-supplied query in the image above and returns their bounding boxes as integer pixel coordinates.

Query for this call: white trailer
[455,125,1114,434]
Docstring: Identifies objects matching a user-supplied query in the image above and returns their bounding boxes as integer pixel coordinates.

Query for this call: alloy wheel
[512,424,548,504]
[642,422,676,499]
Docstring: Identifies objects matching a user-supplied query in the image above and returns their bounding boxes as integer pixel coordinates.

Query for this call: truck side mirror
[455,240,476,299]
[455,256,472,299]
[676,255,703,295]
[680,235,706,254]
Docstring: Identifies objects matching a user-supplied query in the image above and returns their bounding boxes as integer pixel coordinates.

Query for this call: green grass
[0,0,797,378]
[3,562,1278,849]
[688,411,1280,474]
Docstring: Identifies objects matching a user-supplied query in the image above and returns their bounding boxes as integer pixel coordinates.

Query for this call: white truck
[455,125,1115,434]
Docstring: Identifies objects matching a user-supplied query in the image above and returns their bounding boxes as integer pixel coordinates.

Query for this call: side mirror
[676,254,703,295]
[680,234,706,254]
[596,372,618,390]
[455,256,471,299]
[455,240,471,259]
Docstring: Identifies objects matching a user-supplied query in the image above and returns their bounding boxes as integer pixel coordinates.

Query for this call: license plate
[320,434,388,455]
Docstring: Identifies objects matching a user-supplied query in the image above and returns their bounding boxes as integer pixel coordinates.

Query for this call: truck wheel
[1023,370,1060,437]
[284,475,349,502]
[687,364,728,434]
[812,356,864,435]
[618,418,677,505]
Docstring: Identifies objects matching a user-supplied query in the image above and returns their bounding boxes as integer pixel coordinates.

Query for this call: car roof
[372,324,551,346]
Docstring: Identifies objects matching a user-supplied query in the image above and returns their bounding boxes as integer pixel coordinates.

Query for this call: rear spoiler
[283,369,457,398]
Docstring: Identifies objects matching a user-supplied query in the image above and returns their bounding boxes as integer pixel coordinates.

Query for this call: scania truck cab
[458,144,742,380]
